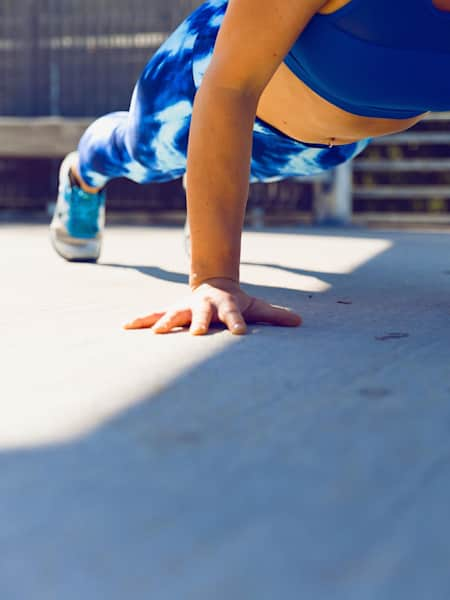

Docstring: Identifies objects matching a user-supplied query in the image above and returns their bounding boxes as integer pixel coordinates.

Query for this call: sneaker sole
[50,229,101,263]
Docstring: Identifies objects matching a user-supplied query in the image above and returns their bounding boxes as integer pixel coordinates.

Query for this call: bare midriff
[255,0,432,145]
[255,64,427,146]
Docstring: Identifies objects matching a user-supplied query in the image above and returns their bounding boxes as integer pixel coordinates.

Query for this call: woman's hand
[124,278,302,336]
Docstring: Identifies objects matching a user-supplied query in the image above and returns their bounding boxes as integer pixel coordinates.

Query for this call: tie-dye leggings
[78,0,370,189]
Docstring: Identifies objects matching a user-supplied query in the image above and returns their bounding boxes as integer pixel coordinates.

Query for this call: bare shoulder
[319,0,354,14]
[204,0,329,94]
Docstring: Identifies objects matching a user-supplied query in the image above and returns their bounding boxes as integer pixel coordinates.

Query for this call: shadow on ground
[1,226,450,599]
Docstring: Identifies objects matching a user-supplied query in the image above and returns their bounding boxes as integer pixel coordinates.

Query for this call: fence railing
[318,112,450,225]
[0,0,449,221]
[1,114,449,223]
[0,0,199,117]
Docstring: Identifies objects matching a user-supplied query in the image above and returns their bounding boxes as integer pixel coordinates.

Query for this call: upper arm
[204,0,328,97]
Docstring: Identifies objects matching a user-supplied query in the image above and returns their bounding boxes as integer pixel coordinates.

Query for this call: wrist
[189,273,240,291]
[189,246,240,290]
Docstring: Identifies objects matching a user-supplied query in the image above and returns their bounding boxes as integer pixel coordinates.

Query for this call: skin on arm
[187,0,328,289]
[126,0,328,335]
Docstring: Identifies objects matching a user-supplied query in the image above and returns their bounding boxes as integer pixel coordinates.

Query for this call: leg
[77,23,200,189]
[50,3,209,261]
[75,0,230,190]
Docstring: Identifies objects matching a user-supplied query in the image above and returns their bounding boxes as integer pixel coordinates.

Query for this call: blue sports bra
[284,0,450,118]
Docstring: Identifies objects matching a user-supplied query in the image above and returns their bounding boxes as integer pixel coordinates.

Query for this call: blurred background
[0,0,450,226]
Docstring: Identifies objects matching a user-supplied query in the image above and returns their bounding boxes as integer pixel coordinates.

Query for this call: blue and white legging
[78,0,370,189]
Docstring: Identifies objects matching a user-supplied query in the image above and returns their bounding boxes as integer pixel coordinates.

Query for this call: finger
[190,300,214,336]
[152,309,191,334]
[218,303,247,335]
[124,311,165,330]
[244,299,302,327]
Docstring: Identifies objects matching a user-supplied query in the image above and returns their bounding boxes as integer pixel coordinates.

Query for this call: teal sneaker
[50,151,106,262]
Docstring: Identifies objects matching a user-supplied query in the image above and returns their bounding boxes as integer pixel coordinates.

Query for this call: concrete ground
[1,222,450,599]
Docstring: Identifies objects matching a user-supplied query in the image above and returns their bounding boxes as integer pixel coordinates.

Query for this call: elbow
[201,62,265,108]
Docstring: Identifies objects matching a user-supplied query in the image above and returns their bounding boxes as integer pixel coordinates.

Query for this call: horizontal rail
[352,212,450,225]
[293,173,331,182]
[0,117,92,157]
[371,132,450,145]
[353,159,450,172]
[353,185,450,198]
[0,117,449,157]
[424,112,450,121]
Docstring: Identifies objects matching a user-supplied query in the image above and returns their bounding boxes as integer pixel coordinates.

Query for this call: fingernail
[152,326,167,334]
[192,325,206,334]
[232,324,246,334]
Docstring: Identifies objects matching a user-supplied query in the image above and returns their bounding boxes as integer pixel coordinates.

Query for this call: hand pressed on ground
[124,278,302,335]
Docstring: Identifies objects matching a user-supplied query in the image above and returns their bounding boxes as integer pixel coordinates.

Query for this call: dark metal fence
[0,0,315,217]
[0,0,200,117]
[0,1,449,220]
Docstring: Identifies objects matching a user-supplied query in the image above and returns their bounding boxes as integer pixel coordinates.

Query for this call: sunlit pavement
[1,222,450,599]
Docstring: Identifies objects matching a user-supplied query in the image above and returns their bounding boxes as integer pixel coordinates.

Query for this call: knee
[126,111,190,174]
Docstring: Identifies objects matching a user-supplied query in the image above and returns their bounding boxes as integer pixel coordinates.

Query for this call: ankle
[71,164,102,195]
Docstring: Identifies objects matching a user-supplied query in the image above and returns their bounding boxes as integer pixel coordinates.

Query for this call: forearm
[186,75,258,289]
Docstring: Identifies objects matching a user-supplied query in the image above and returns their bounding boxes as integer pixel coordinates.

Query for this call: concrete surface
[1,222,450,599]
